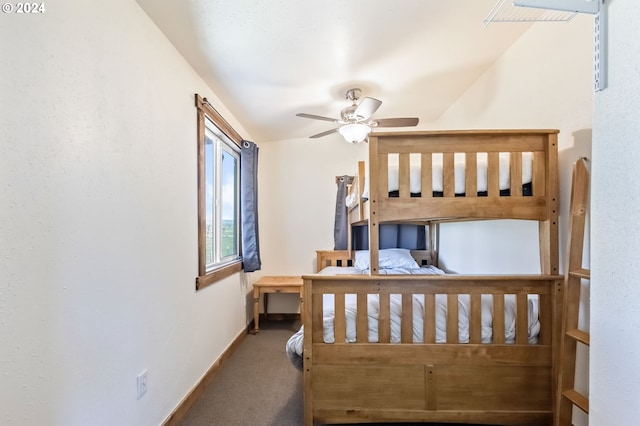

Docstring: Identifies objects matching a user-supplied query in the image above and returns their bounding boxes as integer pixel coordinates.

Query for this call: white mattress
[357,152,533,200]
[285,267,541,368]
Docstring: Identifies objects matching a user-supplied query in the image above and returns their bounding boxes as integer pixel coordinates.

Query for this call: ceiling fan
[296,88,419,144]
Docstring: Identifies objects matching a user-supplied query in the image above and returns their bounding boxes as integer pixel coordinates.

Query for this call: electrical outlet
[137,370,148,400]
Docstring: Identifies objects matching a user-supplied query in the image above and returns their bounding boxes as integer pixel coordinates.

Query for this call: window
[196,94,243,290]
[204,119,240,265]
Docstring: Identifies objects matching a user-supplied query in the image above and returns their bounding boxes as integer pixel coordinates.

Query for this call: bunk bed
[293,129,564,426]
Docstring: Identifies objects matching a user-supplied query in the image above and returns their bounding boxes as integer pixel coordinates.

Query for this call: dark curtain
[241,140,261,272]
[333,176,350,250]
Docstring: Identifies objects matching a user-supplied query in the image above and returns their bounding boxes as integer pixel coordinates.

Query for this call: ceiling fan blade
[309,128,339,138]
[354,97,382,120]
[296,113,340,123]
[374,117,419,127]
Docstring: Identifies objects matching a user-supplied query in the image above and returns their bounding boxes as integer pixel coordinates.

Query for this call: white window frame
[204,119,241,270]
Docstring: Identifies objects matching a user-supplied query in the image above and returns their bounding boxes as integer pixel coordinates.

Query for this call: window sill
[196,260,243,290]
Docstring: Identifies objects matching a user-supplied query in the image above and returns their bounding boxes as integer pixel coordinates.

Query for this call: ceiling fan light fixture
[297,88,418,140]
[338,123,371,144]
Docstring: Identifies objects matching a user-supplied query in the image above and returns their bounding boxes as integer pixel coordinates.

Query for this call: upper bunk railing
[365,129,559,223]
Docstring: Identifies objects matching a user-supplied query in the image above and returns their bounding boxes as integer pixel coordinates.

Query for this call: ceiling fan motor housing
[342,88,365,122]
[341,104,362,122]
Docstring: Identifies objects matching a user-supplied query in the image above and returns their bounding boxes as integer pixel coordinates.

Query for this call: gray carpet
[178,319,304,426]
[178,319,501,426]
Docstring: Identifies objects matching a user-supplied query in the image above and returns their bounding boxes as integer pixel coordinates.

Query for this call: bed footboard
[302,274,563,426]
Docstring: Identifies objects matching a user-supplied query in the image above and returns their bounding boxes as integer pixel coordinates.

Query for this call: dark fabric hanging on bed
[333,175,350,250]
[241,140,261,272]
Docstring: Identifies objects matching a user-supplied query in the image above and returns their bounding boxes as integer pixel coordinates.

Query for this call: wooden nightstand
[252,276,303,333]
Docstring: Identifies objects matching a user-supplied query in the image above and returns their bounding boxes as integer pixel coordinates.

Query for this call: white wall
[0,1,251,425]
[254,137,367,311]
[591,1,640,425]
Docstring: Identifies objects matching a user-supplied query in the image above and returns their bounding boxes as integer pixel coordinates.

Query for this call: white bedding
[353,152,533,202]
[285,266,541,370]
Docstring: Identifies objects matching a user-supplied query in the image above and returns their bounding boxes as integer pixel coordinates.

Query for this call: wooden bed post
[346,193,353,258]
[368,135,380,275]
[539,132,559,274]
[429,222,439,267]
[357,161,366,222]
[302,277,313,426]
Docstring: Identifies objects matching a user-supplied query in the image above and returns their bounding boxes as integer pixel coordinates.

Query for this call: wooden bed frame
[302,266,563,425]
[301,129,563,425]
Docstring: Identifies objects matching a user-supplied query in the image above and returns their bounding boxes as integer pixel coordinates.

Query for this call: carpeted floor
[178,319,304,426]
[178,319,501,426]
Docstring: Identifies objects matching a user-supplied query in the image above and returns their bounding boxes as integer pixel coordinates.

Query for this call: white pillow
[354,248,420,270]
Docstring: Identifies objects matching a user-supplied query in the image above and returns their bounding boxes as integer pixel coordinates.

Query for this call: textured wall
[0,1,250,424]
[591,1,640,425]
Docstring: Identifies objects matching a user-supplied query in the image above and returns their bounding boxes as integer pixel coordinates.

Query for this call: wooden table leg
[264,293,269,322]
[252,287,260,333]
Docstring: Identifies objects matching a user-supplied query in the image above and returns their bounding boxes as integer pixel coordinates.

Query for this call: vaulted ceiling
[135,0,533,142]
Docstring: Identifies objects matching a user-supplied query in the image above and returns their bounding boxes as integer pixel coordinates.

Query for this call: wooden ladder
[555,157,590,426]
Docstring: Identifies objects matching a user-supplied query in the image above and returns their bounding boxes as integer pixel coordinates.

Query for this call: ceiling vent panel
[484,0,577,26]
